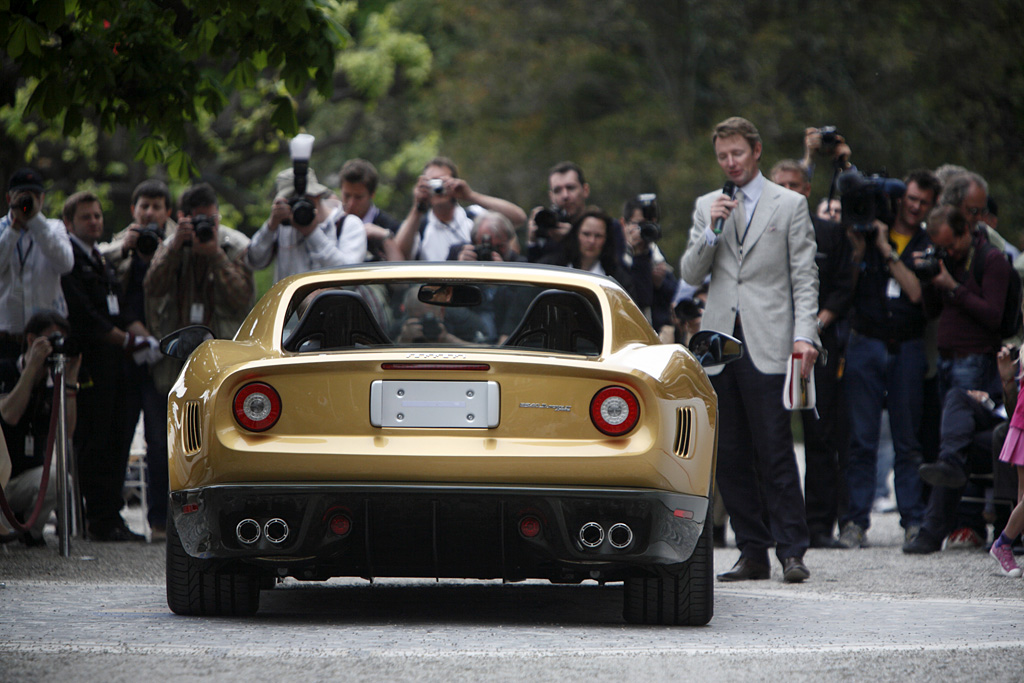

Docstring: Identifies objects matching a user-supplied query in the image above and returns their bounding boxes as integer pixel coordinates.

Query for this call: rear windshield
[281,280,604,356]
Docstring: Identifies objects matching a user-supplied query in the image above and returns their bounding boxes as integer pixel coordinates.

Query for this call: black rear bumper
[169,484,709,582]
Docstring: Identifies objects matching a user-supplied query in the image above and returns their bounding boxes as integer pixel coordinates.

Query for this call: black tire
[623,516,713,625]
[166,514,260,616]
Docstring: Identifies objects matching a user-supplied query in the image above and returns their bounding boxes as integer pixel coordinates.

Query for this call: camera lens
[192,215,215,243]
[289,197,317,227]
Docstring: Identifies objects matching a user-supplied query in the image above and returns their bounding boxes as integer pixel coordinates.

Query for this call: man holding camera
[0,311,81,547]
[144,183,254,386]
[838,170,941,550]
[680,116,819,583]
[61,191,158,542]
[98,179,177,537]
[395,156,526,262]
[247,167,367,281]
[0,168,74,361]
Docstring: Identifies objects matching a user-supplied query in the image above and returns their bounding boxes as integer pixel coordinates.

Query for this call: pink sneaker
[989,543,1023,577]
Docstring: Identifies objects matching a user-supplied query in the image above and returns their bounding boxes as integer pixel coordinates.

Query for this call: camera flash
[289,134,315,161]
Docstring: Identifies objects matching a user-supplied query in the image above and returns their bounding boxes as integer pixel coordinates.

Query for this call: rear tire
[623,516,713,625]
[166,514,260,616]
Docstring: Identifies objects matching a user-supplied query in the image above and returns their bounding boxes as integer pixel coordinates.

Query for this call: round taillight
[590,386,640,436]
[233,382,281,432]
[329,514,352,537]
[519,515,542,538]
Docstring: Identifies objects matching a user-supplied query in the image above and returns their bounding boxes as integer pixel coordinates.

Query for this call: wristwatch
[888,249,900,264]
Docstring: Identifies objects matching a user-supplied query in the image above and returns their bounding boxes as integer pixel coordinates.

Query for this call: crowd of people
[1,121,1023,589]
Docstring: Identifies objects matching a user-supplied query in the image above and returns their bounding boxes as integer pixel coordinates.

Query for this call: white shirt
[0,211,74,333]
[246,209,367,283]
[702,171,766,246]
[414,205,480,262]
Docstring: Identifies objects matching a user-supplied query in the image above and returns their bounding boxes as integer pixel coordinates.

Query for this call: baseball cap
[8,167,45,194]
[273,167,329,202]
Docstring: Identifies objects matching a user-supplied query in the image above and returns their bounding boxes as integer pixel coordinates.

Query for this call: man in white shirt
[0,168,74,359]
[246,166,367,282]
[394,157,526,262]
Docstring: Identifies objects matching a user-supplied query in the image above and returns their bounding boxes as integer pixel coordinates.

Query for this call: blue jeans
[842,333,926,530]
[937,353,997,400]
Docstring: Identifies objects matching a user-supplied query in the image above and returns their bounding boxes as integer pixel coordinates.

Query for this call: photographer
[0,311,81,546]
[246,166,367,281]
[144,183,255,389]
[621,195,677,332]
[837,169,941,550]
[528,162,625,268]
[922,196,1012,399]
[395,157,526,262]
[0,168,74,361]
[98,179,177,537]
[393,286,479,345]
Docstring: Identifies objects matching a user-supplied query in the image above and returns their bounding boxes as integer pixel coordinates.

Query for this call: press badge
[106,294,120,315]
[886,278,901,299]
[190,303,205,324]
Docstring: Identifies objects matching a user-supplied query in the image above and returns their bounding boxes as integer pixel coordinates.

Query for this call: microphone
[713,181,738,235]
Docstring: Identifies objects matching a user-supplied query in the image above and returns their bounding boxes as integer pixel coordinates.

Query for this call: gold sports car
[161,261,740,625]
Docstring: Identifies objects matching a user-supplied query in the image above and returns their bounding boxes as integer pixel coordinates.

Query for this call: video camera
[837,170,905,233]
[635,193,661,244]
[286,134,317,227]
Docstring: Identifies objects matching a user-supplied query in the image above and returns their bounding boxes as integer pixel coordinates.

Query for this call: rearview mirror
[417,283,483,307]
[160,325,215,360]
[687,330,743,367]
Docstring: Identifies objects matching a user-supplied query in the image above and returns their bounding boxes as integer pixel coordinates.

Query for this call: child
[991,346,1024,577]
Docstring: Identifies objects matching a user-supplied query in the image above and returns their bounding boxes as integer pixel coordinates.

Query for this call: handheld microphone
[713,181,738,234]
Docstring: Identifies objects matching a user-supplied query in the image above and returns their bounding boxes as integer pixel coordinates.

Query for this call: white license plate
[370,380,499,428]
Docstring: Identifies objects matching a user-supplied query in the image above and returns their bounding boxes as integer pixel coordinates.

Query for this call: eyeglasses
[964,206,987,217]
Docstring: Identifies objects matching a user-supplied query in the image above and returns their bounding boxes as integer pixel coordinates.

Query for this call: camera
[475,234,494,262]
[191,214,216,243]
[428,178,446,195]
[636,193,661,244]
[913,245,949,281]
[837,170,905,233]
[533,207,568,239]
[135,223,164,256]
[818,126,841,155]
[285,133,317,227]
[46,332,79,358]
[14,191,34,216]
[421,313,442,342]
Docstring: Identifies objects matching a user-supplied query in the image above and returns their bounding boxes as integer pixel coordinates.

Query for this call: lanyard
[16,232,34,270]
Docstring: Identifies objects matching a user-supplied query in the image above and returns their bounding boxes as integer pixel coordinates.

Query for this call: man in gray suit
[680,117,820,583]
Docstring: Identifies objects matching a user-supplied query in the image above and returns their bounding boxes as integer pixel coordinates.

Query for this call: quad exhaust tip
[236,518,261,544]
[579,522,605,548]
[264,518,289,544]
[608,523,633,549]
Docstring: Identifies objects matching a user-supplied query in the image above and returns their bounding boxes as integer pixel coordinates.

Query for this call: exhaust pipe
[579,522,604,548]
[608,523,633,549]
[264,518,289,544]
[236,518,261,544]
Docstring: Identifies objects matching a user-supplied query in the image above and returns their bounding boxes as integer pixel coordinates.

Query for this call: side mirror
[687,330,743,368]
[160,326,215,360]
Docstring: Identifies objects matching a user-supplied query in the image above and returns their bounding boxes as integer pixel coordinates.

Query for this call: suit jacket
[680,177,819,375]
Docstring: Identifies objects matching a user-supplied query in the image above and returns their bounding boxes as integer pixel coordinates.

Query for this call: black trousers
[712,326,809,564]
[801,326,848,536]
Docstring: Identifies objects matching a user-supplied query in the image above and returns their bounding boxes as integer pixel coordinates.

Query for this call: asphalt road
[2,503,1023,682]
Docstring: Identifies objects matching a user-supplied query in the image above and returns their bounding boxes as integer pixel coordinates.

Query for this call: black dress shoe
[89,524,145,542]
[809,532,842,549]
[918,459,967,489]
[782,556,810,583]
[902,527,942,554]
[717,557,770,582]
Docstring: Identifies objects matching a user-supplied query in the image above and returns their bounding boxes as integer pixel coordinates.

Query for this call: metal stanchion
[52,353,72,557]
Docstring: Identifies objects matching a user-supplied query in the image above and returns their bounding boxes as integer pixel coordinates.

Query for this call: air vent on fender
[674,407,694,457]
[183,401,202,454]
